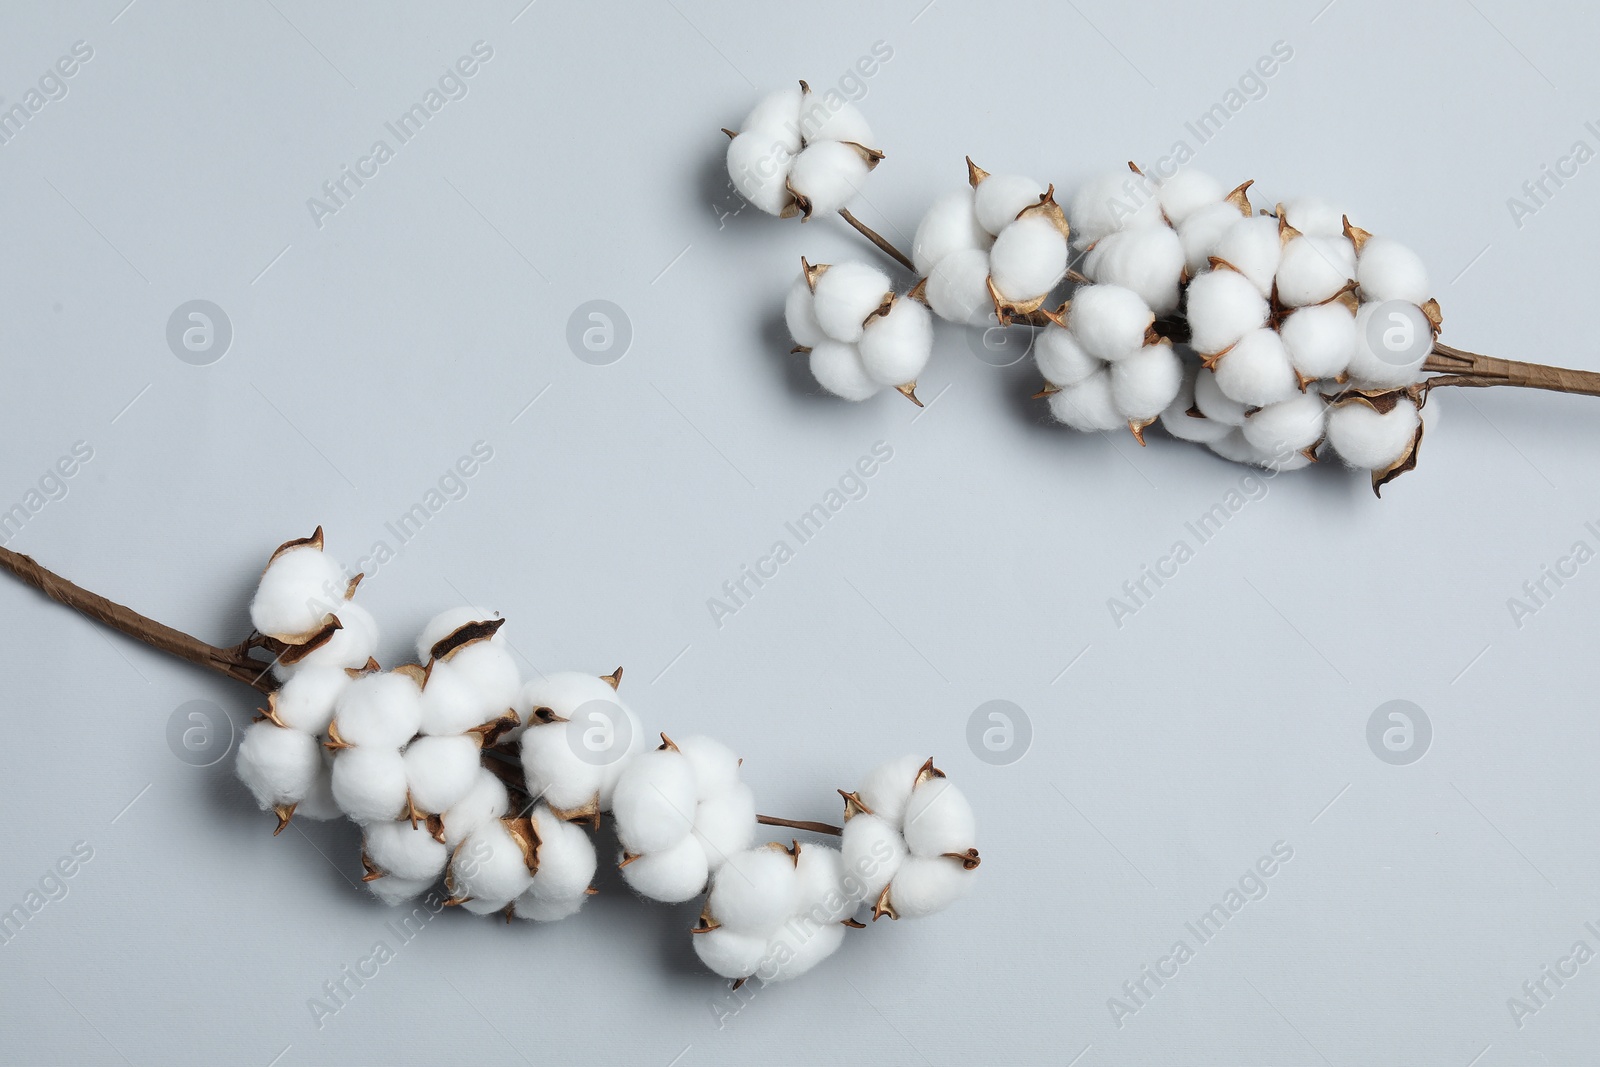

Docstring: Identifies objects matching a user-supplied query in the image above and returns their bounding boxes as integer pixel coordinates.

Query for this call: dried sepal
[906,277,929,305]
[1323,388,1407,415]
[345,657,380,679]
[1421,299,1443,335]
[258,693,287,729]
[1342,215,1372,254]
[360,852,384,882]
[841,918,866,929]
[719,127,736,140]
[658,732,680,752]
[914,757,945,788]
[1128,417,1157,446]
[1275,205,1302,246]
[691,902,720,934]
[837,141,885,169]
[1015,185,1071,243]
[838,789,873,821]
[529,705,567,725]
[265,526,325,570]
[944,848,982,871]
[272,802,296,836]
[1372,421,1424,498]
[871,884,898,921]
[861,291,896,330]
[1207,255,1243,276]
[466,710,520,748]
[429,617,506,663]
[601,666,624,691]
[275,616,342,658]
[404,790,425,828]
[965,155,989,188]
[1225,180,1254,217]
[895,382,923,407]
[502,815,542,876]
[548,797,601,829]
[390,663,428,688]
[1031,382,1062,400]
[618,852,642,869]
[323,720,352,751]
[986,275,1051,325]
[425,814,446,844]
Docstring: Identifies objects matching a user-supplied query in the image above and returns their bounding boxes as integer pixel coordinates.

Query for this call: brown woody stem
[0,544,279,692]
[1424,343,1600,398]
[838,208,915,273]
[757,814,842,836]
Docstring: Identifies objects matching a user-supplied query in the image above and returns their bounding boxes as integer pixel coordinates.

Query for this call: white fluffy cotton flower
[518,671,645,816]
[694,840,857,984]
[840,756,978,922]
[249,529,351,642]
[615,735,757,903]
[724,83,881,220]
[786,261,931,402]
[1326,397,1421,470]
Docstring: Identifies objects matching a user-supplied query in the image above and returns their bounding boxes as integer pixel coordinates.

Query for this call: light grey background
[1,1,1597,1064]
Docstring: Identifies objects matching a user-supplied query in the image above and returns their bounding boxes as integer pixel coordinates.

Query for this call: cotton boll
[787,141,869,217]
[858,298,933,387]
[1068,284,1153,361]
[513,892,586,922]
[1193,367,1249,426]
[365,820,448,881]
[272,667,349,735]
[612,748,698,854]
[1357,236,1430,305]
[856,753,928,827]
[236,723,320,808]
[1242,392,1327,461]
[1212,216,1282,297]
[442,769,508,848]
[1159,374,1234,445]
[694,927,770,980]
[452,822,534,904]
[1050,370,1124,432]
[1111,344,1183,421]
[1326,399,1420,469]
[673,735,742,801]
[527,805,597,902]
[797,89,872,146]
[1034,326,1102,388]
[1214,328,1299,407]
[924,248,994,327]
[447,642,520,715]
[988,215,1068,303]
[726,131,797,216]
[911,191,990,275]
[1179,201,1246,274]
[889,856,972,919]
[403,734,481,814]
[460,897,513,916]
[1276,235,1356,307]
[1085,227,1185,315]
[1185,269,1269,354]
[621,835,710,903]
[974,174,1046,236]
[1280,302,1357,381]
[739,87,801,142]
[1069,171,1159,247]
[418,661,487,736]
[331,747,409,824]
[764,921,846,982]
[785,276,826,349]
[597,709,648,811]
[809,341,880,402]
[333,672,423,749]
[840,814,907,901]
[693,784,757,868]
[902,778,977,858]
[811,262,891,343]
[1348,302,1432,387]
[1157,169,1224,226]
[710,847,800,933]
[368,875,436,907]
[521,721,605,810]
[250,545,347,640]
[416,606,502,663]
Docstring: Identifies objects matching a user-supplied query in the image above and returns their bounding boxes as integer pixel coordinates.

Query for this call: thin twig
[757,814,842,836]
[0,544,278,692]
[838,208,915,273]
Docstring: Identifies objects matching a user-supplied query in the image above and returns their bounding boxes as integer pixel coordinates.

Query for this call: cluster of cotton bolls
[724,82,881,220]
[612,735,757,903]
[1051,165,1437,481]
[786,258,932,403]
[235,530,978,980]
[914,159,1070,327]
[235,529,379,832]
